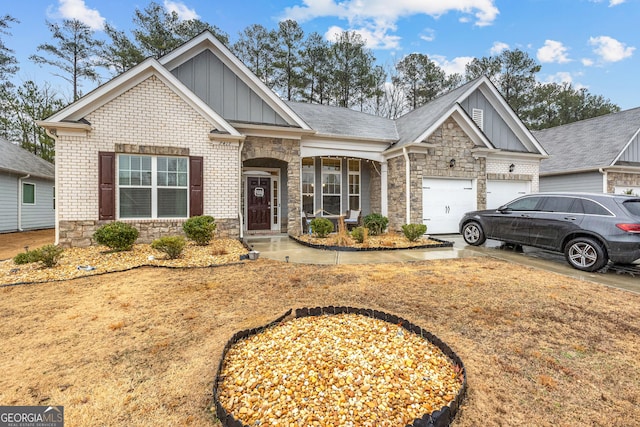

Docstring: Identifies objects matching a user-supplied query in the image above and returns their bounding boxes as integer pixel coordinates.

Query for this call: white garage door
[486,180,530,209]
[422,178,476,234]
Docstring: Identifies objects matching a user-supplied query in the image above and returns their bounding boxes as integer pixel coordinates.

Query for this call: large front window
[322,158,341,215]
[302,158,315,215]
[348,159,360,210]
[118,155,188,219]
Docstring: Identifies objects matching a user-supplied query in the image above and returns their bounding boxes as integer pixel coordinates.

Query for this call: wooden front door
[247,177,271,230]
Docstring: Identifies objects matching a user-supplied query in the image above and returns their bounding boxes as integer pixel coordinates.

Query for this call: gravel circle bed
[215,311,465,427]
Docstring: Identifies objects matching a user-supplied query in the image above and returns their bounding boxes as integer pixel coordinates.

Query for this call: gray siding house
[0,138,55,233]
[534,107,640,195]
[38,31,547,247]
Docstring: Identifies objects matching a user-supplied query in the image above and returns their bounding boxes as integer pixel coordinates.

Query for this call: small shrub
[402,223,427,242]
[13,250,41,265]
[13,245,64,268]
[350,226,368,243]
[93,222,139,251]
[37,244,64,267]
[363,213,389,236]
[183,215,216,245]
[151,235,186,259]
[309,217,334,238]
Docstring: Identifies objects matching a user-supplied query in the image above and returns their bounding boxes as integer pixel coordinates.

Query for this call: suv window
[539,196,578,213]
[578,198,612,216]
[622,200,640,216]
[504,196,543,211]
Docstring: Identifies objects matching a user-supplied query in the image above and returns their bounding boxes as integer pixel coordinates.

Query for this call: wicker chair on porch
[344,209,361,230]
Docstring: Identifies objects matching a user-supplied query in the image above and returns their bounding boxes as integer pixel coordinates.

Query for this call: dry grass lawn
[1,238,639,426]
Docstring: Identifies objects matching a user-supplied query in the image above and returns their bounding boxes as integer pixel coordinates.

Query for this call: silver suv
[460,193,640,271]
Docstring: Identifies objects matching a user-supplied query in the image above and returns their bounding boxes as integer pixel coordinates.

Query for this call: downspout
[43,127,59,244]
[18,174,30,231]
[599,168,607,193]
[402,147,411,225]
[238,141,245,239]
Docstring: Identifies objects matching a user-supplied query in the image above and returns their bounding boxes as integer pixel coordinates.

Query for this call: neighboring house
[534,107,640,195]
[0,137,55,233]
[38,31,547,247]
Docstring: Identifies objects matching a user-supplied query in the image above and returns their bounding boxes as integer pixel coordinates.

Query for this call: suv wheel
[564,237,607,272]
[462,221,486,246]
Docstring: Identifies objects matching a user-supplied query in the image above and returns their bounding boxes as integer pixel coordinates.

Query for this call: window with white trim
[22,182,35,204]
[322,158,341,215]
[348,159,360,210]
[302,158,315,215]
[118,154,188,219]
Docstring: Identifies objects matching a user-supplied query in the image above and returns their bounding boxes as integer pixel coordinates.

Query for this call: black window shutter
[189,156,203,217]
[98,151,116,220]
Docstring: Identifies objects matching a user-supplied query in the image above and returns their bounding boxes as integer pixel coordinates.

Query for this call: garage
[486,180,530,209]
[422,178,476,234]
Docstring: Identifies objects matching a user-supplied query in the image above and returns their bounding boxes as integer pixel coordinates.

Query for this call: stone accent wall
[54,75,241,247]
[367,161,382,213]
[386,118,485,230]
[607,171,640,193]
[242,136,301,236]
[58,218,238,248]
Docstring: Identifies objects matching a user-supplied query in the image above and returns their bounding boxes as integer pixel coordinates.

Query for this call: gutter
[238,140,245,239]
[402,147,411,225]
[18,174,30,231]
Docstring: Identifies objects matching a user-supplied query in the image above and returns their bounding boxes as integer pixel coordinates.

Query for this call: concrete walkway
[244,234,482,265]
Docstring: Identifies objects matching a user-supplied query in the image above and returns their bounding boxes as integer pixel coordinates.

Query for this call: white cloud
[420,28,436,42]
[543,72,587,90]
[537,40,571,64]
[56,0,105,30]
[283,0,499,50]
[164,0,199,21]
[489,41,509,55]
[608,0,626,6]
[324,24,401,49]
[430,55,474,75]
[589,35,635,62]
[581,58,594,66]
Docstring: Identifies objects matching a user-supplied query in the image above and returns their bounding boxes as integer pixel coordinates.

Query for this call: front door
[247,177,271,230]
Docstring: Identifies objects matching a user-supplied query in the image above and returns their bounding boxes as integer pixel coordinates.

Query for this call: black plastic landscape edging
[213,306,467,427]
[289,235,454,251]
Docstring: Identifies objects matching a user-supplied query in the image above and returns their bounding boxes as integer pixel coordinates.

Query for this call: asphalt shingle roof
[533,107,640,174]
[0,138,55,179]
[286,101,398,141]
[394,79,478,147]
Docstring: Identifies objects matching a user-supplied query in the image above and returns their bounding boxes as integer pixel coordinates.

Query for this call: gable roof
[392,76,547,156]
[0,138,55,180]
[286,101,397,142]
[160,31,311,131]
[40,56,242,139]
[534,107,640,174]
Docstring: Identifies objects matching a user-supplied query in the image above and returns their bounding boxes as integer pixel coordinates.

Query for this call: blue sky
[4,0,639,109]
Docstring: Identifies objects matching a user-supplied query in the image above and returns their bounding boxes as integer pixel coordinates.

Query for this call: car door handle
[564,216,577,221]
[520,214,530,218]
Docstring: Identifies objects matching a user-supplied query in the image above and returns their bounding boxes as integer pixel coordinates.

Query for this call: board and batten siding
[460,90,528,152]
[618,130,640,162]
[539,171,604,193]
[170,50,288,126]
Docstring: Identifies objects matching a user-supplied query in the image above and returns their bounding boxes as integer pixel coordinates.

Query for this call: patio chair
[344,209,361,230]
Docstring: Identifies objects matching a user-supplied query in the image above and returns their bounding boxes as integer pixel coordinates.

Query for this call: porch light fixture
[509,163,515,172]
[449,158,456,168]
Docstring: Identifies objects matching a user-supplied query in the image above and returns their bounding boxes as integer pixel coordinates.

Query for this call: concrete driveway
[245,234,640,294]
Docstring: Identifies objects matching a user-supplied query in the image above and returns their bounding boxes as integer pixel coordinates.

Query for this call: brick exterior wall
[486,160,540,195]
[55,75,240,247]
[242,136,302,236]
